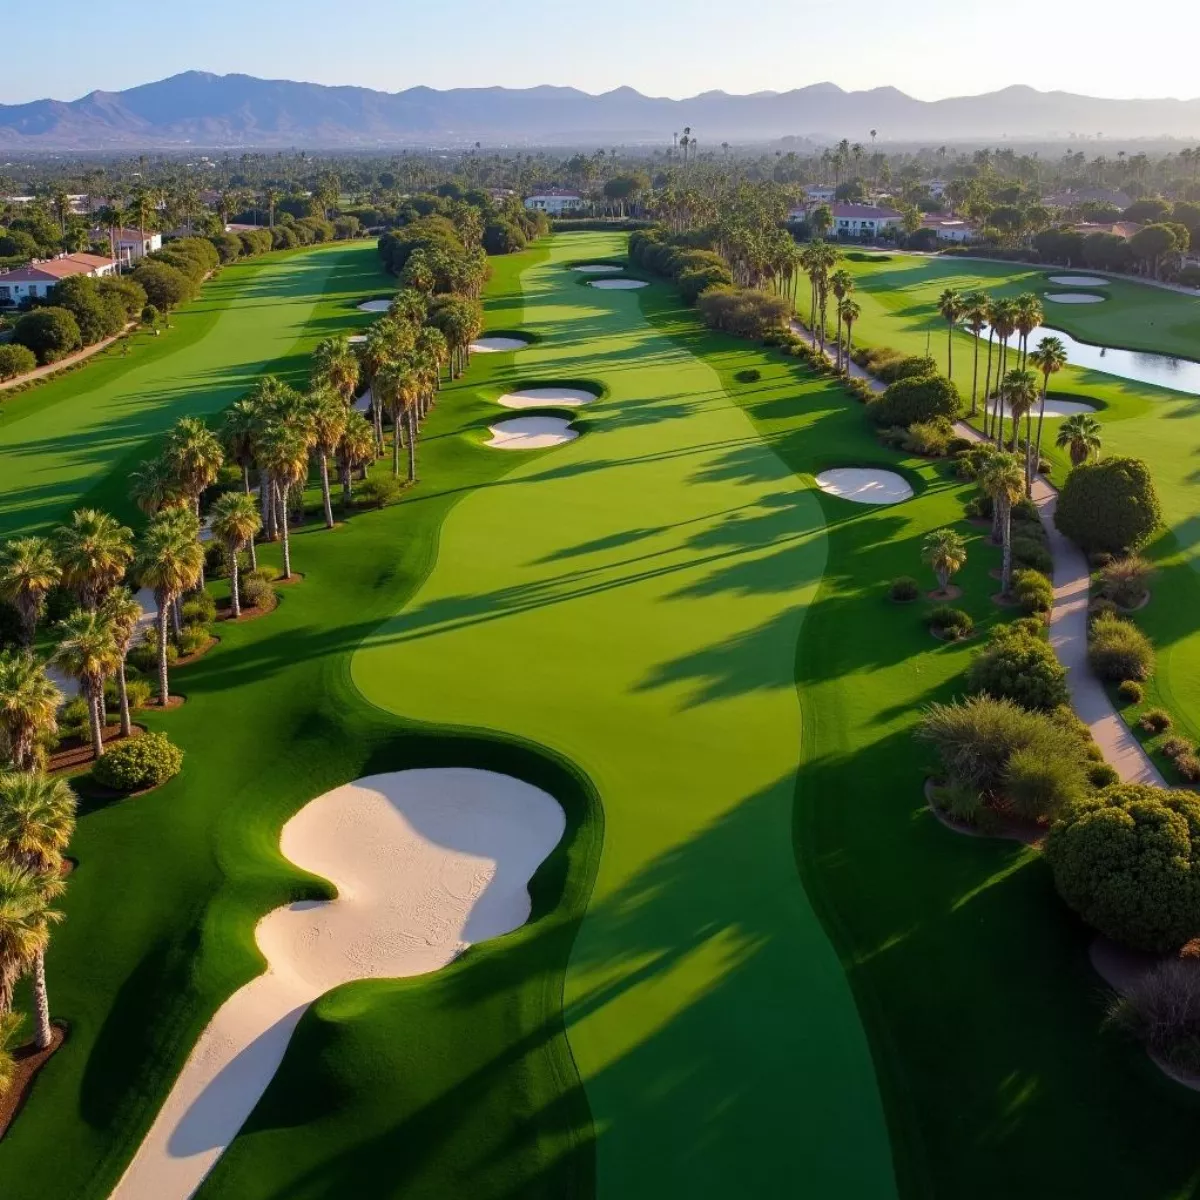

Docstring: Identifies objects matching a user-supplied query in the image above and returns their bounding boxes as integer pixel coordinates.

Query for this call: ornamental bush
[482,220,527,255]
[1099,556,1155,608]
[889,576,919,602]
[93,731,183,792]
[1056,457,1162,555]
[133,261,194,311]
[0,343,36,380]
[1089,612,1155,682]
[1140,708,1172,734]
[868,373,961,428]
[1012,568,1054,615]
[696,286,791,340]
[1046,784,1200,952]
[1003,745,1087,821]
[928,605,973,640]
[240,574,274,610]
[1117,680,1144,705]
[359,474,402,508]
[967,625,1069,710]
[1011,536,1053,575]
[13,306,82,364]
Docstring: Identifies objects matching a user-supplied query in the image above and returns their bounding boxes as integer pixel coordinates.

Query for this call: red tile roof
[831,203,903,220]
[0,253,116,284]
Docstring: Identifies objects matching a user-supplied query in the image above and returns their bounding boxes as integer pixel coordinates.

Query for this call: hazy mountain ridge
[1,71,1198,148]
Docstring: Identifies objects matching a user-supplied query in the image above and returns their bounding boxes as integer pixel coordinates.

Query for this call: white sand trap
[109,769,565,1200]
[347,334,367,345]
[1046,292,1106,304]
[496,386,596,409]
[486,416,578,449]
[985,394,1097,419]
[589,278,648,290]
[357,299,391,313]
[1048,275,1109,287]
[470,336,530,353]
[815,468,913,505]
[574,263,624,273]
[49,587,157,700]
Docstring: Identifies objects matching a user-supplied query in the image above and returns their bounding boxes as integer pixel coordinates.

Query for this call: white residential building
[920,215,979,243]
[0,253,118,306]
[523,188,585,216]
[91,226,162,265]
[829,203,904,239]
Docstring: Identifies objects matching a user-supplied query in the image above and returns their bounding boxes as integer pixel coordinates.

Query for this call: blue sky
[4,0,1195,105]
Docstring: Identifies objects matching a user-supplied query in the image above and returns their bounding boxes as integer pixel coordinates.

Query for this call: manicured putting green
[350,232,896,1198]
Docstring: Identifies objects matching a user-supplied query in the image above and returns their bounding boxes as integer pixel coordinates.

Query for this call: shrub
[933,781,986,825]
[1089,612,1155,682]
[1088,762,1121,788]
[696,286,791,340]
[678,263,733,303]
[889,576,920,602]
[1011,536,1053,575]
[180,591,216,626]
[58,696,91,740]
[100,676,151,712]
[869,374,961,427]
[1140,708,1172,734]
[1090,551,1115,570]
[0,343,36,380]
[1161,736,1192,760]
[13,307,82,364]
[1003,745,1088,821]
[93,731,183,792]
[132,261,194,311]
[968,626,1069,710]
[1088,598,1120,624]
[482,220,527,255]
[1106,959,1200,1068]
[904,419,953,457]
[177,625,209,656]
[1046,784,1200,952]
[359,475,403,508]
[1175,754,1200,784]
[928,605,973,640]
[141,304,159,326]
[918,693,1083,797]
[1100,556,1155,608]
[964,493,991,520]
[241,574,274,610]
[1012,568,1054,615]
[946,436,974,457]
[870,350,937,383]
[1117,680,1144,705]
[1056,457,1162,555]
[735,368,762,383]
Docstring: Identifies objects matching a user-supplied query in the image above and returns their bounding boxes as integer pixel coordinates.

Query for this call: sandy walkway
[109,769,565,1200]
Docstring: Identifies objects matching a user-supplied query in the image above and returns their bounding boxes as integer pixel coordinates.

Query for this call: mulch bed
[215,594,278,623]
[924,779,1044,846]
[927,584,963,602]
[47,724,143,775]
[171,636,219,667]
[0,1023,67,1142]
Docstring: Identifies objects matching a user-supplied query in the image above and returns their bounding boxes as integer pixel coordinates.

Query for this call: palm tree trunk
[970,334,980,417]
[319,453,334,529]
[278,484,292,579]
[242,464,251,494]
[171,598,183,641]
[341,459,353,507]
[406,409,417,482]
[156,599,170,706]
[835,309,843,371]
[1000,499,1014,594]
[392,417,401,477]
[947,324,954,379]
[1034,381,1049,476]
[117,658,132,738]
[32,949,52,1051]
[983,333,995,436]
[230,545,242,618]
[83,679,104,759]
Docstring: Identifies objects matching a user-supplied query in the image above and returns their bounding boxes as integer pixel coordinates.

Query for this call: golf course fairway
[348,233,897,1197]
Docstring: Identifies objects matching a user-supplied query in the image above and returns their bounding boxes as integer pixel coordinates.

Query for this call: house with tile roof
[0,253,117,307]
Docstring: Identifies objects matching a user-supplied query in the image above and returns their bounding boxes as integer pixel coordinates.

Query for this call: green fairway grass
[815,253,1200,771]
[0,240,383,540]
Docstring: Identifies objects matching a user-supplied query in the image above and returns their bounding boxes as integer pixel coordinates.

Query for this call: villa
[523,188,585,215]
[0,252,117,306]
[829,202,903,239]
[920,214,979,243]
[89,226,162,265]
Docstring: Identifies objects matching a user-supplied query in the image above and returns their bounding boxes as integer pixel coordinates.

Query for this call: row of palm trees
[798,241,862,372]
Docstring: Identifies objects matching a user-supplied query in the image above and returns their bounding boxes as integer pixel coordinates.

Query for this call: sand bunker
[815,468,913,505]
[486,417,578,449]
[985,394,1097,418]
[1048,275,1109,287]
[574,263,625,273]
[109,769,565,1200]
[471,336,530,353]
[589,278,648,290]
[357,299,391,313]
[496,386,596,409]
[1045,292,1105,304]
[347,334,367,345]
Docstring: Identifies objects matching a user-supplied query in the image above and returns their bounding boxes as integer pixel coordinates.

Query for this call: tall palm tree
[256,426,308,581]
[209,492,261,618]
[0,539,60,647]
[311,337,360,406]
[163,417,224,586]
[306,390,349,529]
[936,287,963,379]
[1012,293,1044,370]
[337,411,376,507]
[1028,336,1069,472]
[987,300,1018,445]
[220,399,261,498]
[55,510,133,610]
[99,588,142,739]
[373,362,413,480]
[829,270,854,372]
[0,772,76,876]
[415,326,449,392]
[921,528,968,595]
[961,291,990,418]
[999,368,1040,491]
[135,509,204,706]
[0,653,60,774]
[0,861,63,1050]
[979,452,1025,595]
[1056,413,1103,467]
[129,458,183,518]
[51,610,119,761]
[838,298,861,370]
[980,296,998,433]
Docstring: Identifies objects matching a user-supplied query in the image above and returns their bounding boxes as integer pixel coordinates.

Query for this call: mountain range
[1,72,1198,150]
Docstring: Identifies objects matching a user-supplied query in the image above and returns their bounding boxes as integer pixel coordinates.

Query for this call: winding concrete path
[791,315,1164,786]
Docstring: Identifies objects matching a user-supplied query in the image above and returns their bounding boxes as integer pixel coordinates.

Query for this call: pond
[974,322,1200,396]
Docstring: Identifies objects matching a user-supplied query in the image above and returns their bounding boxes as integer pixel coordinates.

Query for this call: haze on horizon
[4,0,1197,108]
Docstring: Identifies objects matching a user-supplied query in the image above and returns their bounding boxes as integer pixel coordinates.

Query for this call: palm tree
[999,368,1040,491]
[838,298,861,369]
[987,300,1018,444]
[979,452,1026,595]
[55,510,133,610]
[311,337,360,406]
[256,426,308,580]
[51,610,119,761]
[337,411,376,507]
[0,653,60,774]
[936,288,963,379]
[1028,336,1069,472]
[0,539,61,647]
[961,291,990,418]
[135,509,204,706]
[99,588,142,739]
[209,492,261,618]
[922,528,968,595]
[1056,413,1103,467]
[1012,293,1044,370]
[829,270,853,371]
[129,458,183,517]
[0,860,63,1051]
[163,417,224,585]
[0,772,76,876]
[306,389,348,529]
[220,399,261,498]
